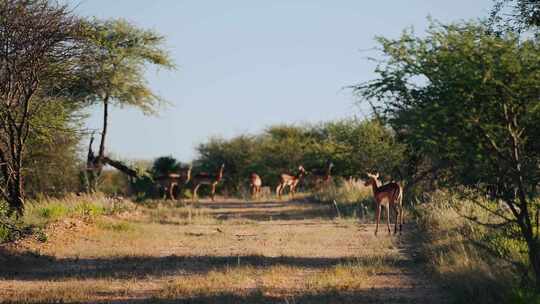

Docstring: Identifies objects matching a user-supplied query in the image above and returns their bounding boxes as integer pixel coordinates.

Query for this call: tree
[73,19,174,191]
[490,0,540,33]
[151,156,181,177]
[353,21,540,289]
[0,0,82,215]
[24,100,84,196]
[193,120,404,194]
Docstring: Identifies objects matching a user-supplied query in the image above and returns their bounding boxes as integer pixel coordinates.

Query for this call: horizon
[72,0,493,162]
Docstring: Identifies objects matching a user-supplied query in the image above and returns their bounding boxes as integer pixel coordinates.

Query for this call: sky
[71,0,493,162]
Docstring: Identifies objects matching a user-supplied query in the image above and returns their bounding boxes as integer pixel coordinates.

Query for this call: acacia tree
[353,21,540,289]
[73,19,174,191]
[0,0,82,215]
[491,0,540,33]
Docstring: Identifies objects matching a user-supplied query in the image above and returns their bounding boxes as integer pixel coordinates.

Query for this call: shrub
[413,190,529,303]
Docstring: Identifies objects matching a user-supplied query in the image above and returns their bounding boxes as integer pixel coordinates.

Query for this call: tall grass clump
[310,178,373,218]
[413,190,538,303]
[22,193,132,227]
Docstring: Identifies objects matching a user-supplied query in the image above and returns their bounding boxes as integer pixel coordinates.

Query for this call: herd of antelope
[155,162,403,235]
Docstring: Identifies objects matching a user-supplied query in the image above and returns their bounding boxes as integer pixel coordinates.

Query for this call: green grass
[21,193,130,227]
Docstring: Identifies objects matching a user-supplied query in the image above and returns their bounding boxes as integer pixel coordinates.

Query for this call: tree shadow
[0,248,407,281]
[196,200,338,221]
[6,288,431,304]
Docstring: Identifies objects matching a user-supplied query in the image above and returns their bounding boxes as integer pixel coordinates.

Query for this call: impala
[364,172,403,235]
[155,165,192,200]
[312,162,334,189]
[276,166,307,199]
[191,164,225,202]
[249,173,262,199]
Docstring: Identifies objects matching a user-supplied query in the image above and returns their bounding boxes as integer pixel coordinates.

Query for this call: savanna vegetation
[0,0,539,303]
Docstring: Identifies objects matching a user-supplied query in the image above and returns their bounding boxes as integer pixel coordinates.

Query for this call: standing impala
[155,165,192,200]
[191,164,225,202]
[249,173,262,199]
[364,172,403,235]
[312,162,334,189]
[276,166,307,199]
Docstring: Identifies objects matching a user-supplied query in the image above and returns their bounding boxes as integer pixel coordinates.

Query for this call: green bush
[0,224,12,243]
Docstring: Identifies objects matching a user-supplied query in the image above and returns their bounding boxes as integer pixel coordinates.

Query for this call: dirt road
[0,200,444,303]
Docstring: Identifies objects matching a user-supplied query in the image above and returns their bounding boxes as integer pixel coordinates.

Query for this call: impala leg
[169,183,176,200]
[192,184,200,203]
[399,204,404,234]
[394,204,399,234]
[385,205,391,234]
[211,183,216,202]
[375,204,381,236]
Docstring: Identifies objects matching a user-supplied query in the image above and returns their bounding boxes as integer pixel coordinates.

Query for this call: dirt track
[0,199,444,303]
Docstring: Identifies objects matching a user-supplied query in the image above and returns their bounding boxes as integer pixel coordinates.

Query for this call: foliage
[72,18,175,192]
[151,156,182,177]
[194,119,405,195]
[413,190,534,303]
[353,20,540,288]
[490,0,540,33]
[0,0,84,215]
[74,18,175,113]
[98,170,130,196]
[23,100,85,196]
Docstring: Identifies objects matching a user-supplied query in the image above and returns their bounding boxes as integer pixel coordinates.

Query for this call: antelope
[364,172,403,235]
[312,162,334,189]
[155,165,192,200]
[191,164,225,202]
[249,173,262,199]
[276,166,307,199]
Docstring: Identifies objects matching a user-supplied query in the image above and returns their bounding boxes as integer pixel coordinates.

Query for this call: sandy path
[0,200,444,303]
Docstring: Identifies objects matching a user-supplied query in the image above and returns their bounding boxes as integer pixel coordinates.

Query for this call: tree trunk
[7,174,25,217]
[84,97,110,193]
[528,241,540,291]
[98,97,109,163]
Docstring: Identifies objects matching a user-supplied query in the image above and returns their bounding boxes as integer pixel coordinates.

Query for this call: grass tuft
[413,190,533,303]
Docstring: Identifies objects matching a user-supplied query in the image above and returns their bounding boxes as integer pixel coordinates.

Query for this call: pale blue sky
[72,0,493,162]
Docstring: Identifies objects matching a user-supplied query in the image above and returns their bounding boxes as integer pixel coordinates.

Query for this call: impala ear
[375,172,380,178]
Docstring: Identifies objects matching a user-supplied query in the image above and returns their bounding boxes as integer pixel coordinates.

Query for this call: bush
[413,190,529,303]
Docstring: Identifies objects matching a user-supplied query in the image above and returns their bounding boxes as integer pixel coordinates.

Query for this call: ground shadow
[5,288,433,304]
[0,248,408,281]
[191,200,342,222]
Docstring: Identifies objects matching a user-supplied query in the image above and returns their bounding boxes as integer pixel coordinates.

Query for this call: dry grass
[310,179,374,220]
[0,196,440,303]
[413,190,536,303]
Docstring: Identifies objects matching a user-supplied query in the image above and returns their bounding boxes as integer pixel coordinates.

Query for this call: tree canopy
[353,20,540,288]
